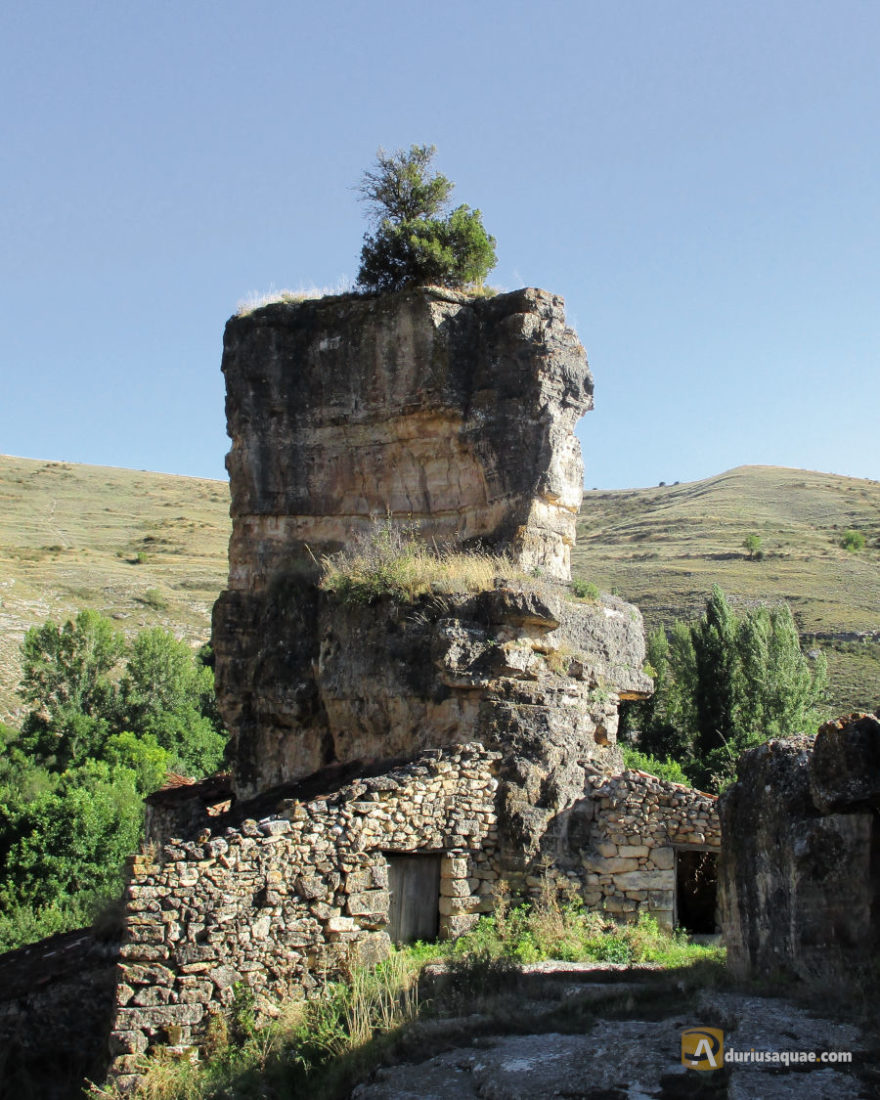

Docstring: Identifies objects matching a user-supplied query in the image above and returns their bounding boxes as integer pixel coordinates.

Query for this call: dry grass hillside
[1,457,878,722]
[0,455,230,723]
[572,464,880,712]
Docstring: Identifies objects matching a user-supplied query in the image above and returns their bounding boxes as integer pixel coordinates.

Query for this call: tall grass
[96,951,422,1099]
[100,893,722,1099]
[318,518,512,603]
[449,881,721,968]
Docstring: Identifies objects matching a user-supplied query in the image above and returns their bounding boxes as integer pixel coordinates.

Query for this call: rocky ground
[352,962,880,1099]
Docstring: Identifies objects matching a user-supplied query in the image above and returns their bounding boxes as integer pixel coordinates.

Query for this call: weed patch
[318,518,513,603]
[95,895,724,1098]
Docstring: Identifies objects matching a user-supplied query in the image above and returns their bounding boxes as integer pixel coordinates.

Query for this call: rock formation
[221,286,592,586]
[102,285,728,1087]
[718,712,880,981]
[214,286,629,802]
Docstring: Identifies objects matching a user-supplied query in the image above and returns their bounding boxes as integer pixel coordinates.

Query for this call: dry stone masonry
[110,744,501,1074]
[579,771,719,927]
[104,286,722,1086]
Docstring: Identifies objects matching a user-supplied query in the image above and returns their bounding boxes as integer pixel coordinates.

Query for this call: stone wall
[107,743,500,1087]
[578,771,720,928]
[107,753,722,1086]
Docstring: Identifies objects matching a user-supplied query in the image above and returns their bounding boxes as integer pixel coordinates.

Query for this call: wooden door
[387,854,440,944]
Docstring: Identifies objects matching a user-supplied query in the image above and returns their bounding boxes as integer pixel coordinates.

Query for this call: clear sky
[3,1,878,489]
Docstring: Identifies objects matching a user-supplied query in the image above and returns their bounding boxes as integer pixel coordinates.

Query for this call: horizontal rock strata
[222,286,592,584]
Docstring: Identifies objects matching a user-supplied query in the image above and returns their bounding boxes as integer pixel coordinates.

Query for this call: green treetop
[356,144,497,293]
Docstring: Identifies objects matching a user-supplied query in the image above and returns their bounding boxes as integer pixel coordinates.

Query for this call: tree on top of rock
[356,144,497,293]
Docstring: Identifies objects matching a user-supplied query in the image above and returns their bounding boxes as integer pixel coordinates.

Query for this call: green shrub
[743,533,763,560]
[140,587,167,610]
[621,746,691,786]
[841,528,866,551]
[571,579,600,601]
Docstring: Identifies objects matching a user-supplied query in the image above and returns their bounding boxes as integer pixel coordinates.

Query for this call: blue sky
[3,1,878,489]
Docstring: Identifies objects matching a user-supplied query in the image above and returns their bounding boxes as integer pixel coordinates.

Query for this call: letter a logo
[681,1027,724,1071]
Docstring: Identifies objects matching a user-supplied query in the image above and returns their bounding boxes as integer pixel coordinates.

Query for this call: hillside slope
[1,458,878,722]
[572,465,880,711]
[0,455,230,722]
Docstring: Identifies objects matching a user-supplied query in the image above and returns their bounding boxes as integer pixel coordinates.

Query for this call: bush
[571,579,600,601]
[357,145,497,293]
[621,746,690,786]
[140,587,168,610]
[743,533,763,560]
[841,529,866,551]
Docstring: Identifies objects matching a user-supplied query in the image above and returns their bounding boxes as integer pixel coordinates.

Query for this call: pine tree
[356,145,497,292]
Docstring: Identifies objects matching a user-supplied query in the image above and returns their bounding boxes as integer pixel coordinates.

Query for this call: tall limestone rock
[213,286,650,831]
[221,286,591,584]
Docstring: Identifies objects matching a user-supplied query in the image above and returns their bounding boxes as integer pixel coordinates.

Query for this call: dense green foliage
[841,528,866,551]
[0,612,227,952]
[620,746,691,785]
[623,586,827,790]
[357,144,497,292]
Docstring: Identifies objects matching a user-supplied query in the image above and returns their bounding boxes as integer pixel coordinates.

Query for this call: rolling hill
[0,455,230,723]
[572,465,880,712]
[1,457,878,722]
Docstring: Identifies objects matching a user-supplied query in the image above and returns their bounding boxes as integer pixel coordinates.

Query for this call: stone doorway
[675,848,718,933]
[387,854,441,944]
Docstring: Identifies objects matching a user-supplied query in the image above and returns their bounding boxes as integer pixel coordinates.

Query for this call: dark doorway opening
[676,849,718,933]
[387,854,441,944]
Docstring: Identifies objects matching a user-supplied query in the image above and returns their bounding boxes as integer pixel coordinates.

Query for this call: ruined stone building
[97,286,720,1082]
[0,288,721,1090]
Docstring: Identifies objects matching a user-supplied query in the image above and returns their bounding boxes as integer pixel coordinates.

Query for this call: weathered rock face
[222,286,592,584]
[809,712,880,812]
[0,928,120,1097]
[215,577,651,808]
[719,716,880,982]
[215,285,630,805]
